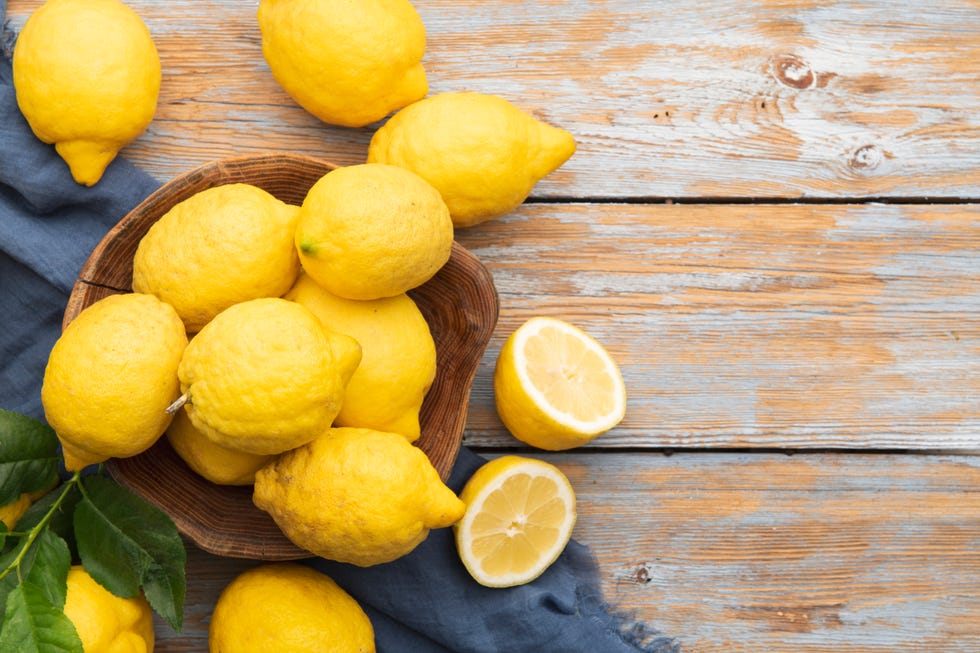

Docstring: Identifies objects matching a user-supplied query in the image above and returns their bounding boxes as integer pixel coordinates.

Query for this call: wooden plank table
[7,0,979,650]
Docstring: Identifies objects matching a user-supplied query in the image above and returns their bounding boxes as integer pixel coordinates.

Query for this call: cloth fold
[1,5,677,650]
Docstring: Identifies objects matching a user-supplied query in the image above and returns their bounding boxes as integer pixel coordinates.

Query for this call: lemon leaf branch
[74,475,186,631]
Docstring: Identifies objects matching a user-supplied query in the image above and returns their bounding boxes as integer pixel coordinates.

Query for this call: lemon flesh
[286,273,436,441]
[63,566,155,653]
[12,0,160,185]
[493,316,627,451]
[257,0,427,128]
[253,427,465,566]
[368,92,576,227]
[455,455,577,588]
[209,563,375,653]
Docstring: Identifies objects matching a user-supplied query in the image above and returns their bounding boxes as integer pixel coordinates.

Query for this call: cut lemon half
[493,316,627,450]
[455,455,577,588]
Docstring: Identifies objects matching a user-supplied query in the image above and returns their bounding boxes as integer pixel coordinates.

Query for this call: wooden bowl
[64,153,499,560]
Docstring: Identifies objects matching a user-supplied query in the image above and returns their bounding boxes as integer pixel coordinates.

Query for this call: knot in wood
[849,144,883,170]
[771,53,816,89]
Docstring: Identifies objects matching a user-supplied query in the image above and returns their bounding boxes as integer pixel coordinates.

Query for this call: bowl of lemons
[61,153,499,560]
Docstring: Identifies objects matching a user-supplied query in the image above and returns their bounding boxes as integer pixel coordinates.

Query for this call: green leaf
[0,410,60,506]
[74,475,185,631]
[14,485,81,562]
[0,583,82,653]
[23,531,70,612]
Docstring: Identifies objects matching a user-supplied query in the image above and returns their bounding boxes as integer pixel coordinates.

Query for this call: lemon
[41,293,187,471]
[177,298,355,456]
[12,0,160,186]
[63,565,154,653]
[295,164,453,300]
[166,409,273,486]
[0,493,32,530]
[257,0,427,128]
[367,92,576,227]
[285,273,436,441]
[209,563,374,653]
[253,427,465,566]
[454,455,577,588]
[493,317,627,451]
[133,184,301,333]
[0,484,54,529]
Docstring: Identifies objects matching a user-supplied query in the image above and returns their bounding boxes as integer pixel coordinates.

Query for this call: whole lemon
[295,164,453,300]
[257,0,427,128]
[41,293,187,472]
[166,409,273,486]
[368,92,576,227]
[133,184,301,333]
[177,298,352,456]
[286,273,436,441]
[253,427,465,566]
[209,563,374,653]
[12,0,160,186]
[63,565,154,653]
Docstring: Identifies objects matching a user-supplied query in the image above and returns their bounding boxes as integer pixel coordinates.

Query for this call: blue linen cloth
[0,5,677,651]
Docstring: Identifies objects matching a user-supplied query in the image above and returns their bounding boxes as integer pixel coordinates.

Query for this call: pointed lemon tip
[531,123,576,179]
[55,140,120,186]
[427,488,466,528]
[60,440,106,472]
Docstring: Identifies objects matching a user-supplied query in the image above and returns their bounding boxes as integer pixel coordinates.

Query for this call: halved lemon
[493,316,627,450]
[454,455,577,588]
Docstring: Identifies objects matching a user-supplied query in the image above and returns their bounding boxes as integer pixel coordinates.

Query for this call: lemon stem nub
[166,392,189,414]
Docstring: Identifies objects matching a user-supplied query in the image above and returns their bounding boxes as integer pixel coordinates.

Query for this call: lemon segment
[455,456,577,588]
[493,317,627,451]
[12,0,160,185]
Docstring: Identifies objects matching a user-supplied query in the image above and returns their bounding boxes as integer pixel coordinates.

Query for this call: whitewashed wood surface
[4,0,979,651]
[6,0,980,199]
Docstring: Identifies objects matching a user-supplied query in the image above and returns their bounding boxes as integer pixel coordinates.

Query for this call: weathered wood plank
[5,0,979,199]
[156,452,980,653]
[453,202,980,450]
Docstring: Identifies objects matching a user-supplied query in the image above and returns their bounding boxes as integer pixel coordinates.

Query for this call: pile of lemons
[15,0,630,650]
